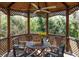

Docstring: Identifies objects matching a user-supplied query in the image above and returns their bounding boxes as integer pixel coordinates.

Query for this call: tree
[0,10,79,39]
[37,16,45,32]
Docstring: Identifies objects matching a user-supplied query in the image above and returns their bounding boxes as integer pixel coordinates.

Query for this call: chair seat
[44,43,65,57]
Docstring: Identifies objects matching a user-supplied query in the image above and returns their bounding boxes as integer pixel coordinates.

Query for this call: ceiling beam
[62,2,69,8]
[38,2,40,9]
[69,4,78,10]
[77,2,79,6]
[28,2,31,11]
[8,2,15,8]
[45,2,49,11]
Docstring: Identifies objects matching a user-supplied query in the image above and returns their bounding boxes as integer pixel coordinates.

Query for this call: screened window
[0,11,7,39]
[69,11,79,38]
[10,15,27,36]
[30,16,46,34]
[48,15,66,35]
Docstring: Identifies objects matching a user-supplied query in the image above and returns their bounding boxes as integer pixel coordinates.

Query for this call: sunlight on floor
[64,53,75,57]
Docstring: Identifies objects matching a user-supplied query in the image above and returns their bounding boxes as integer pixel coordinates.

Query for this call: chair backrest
[32,35,41,45]
[49,36,55,45]
[58,43,65,56]
[26,35,33,41]
[12,37,19,45]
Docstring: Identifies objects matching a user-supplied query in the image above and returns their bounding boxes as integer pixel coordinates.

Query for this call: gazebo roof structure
[0,2,79,17]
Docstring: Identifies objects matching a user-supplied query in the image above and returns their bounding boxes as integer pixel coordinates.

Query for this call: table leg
[13,47,16,57]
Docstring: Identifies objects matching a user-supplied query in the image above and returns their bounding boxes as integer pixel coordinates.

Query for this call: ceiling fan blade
[31,3,39,9]
[41,6,56,10]
[41,10,50,13]
[33,10,40,14]
[33,9,50,14]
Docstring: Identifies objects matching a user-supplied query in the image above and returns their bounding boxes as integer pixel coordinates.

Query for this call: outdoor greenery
[48,16,66,35]
[30,16,46,33]
[10,15,27,35]
[0,11,79,39]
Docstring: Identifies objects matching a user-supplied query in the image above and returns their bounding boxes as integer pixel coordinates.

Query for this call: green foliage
[10,15,26,35]
[69,15,78,38]
[0,14,7,38]
[37,16,45,32]
[30,17,38,33]
[0,11,79,39]
[30,16,45,33]
[48,16,66,35]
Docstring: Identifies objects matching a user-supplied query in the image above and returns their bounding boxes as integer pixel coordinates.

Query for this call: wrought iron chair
[44,43,65,57]
[12,37,26,57]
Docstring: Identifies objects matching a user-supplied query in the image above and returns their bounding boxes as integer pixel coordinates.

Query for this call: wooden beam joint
[8,2,15,8]
[62,2,69,8]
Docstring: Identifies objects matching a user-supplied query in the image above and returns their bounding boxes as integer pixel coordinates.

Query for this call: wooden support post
[27,12,30,34]
[0,14,1,37]
[0,14,1,49]
[46,14,48,36]
[66,8,70,52]
[25,18,27,34]
[7,9,10,53]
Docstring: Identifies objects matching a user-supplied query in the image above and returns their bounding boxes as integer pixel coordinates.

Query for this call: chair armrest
[51,45,59,49]
[19,41,26,45]
[19,41,27,47]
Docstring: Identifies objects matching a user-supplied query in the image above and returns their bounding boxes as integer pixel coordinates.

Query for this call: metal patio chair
[44,43,65,57]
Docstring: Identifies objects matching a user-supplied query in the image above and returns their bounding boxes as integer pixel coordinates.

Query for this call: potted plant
[39,32,46,45]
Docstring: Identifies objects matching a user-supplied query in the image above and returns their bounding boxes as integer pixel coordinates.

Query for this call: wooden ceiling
[0,2,78,13]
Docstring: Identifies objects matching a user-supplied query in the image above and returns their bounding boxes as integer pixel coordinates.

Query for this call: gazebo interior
[0,2,79,57]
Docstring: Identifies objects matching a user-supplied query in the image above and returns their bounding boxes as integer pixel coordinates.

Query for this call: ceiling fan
[31,3,56,14]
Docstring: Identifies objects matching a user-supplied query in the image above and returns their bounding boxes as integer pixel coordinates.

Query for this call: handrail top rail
[0,34,66,40]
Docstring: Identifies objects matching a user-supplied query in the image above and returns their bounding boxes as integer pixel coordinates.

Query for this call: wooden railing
[0,34,66,57]
[0,38,7,56]
[0,34,26,56]
[69,37,79,57]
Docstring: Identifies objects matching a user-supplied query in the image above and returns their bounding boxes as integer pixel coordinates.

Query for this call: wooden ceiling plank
[0,2,78,13]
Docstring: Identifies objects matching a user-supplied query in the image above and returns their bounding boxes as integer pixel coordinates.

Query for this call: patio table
[26,44,52,56]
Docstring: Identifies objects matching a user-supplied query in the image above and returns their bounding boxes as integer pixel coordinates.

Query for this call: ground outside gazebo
[0,2,79,57]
